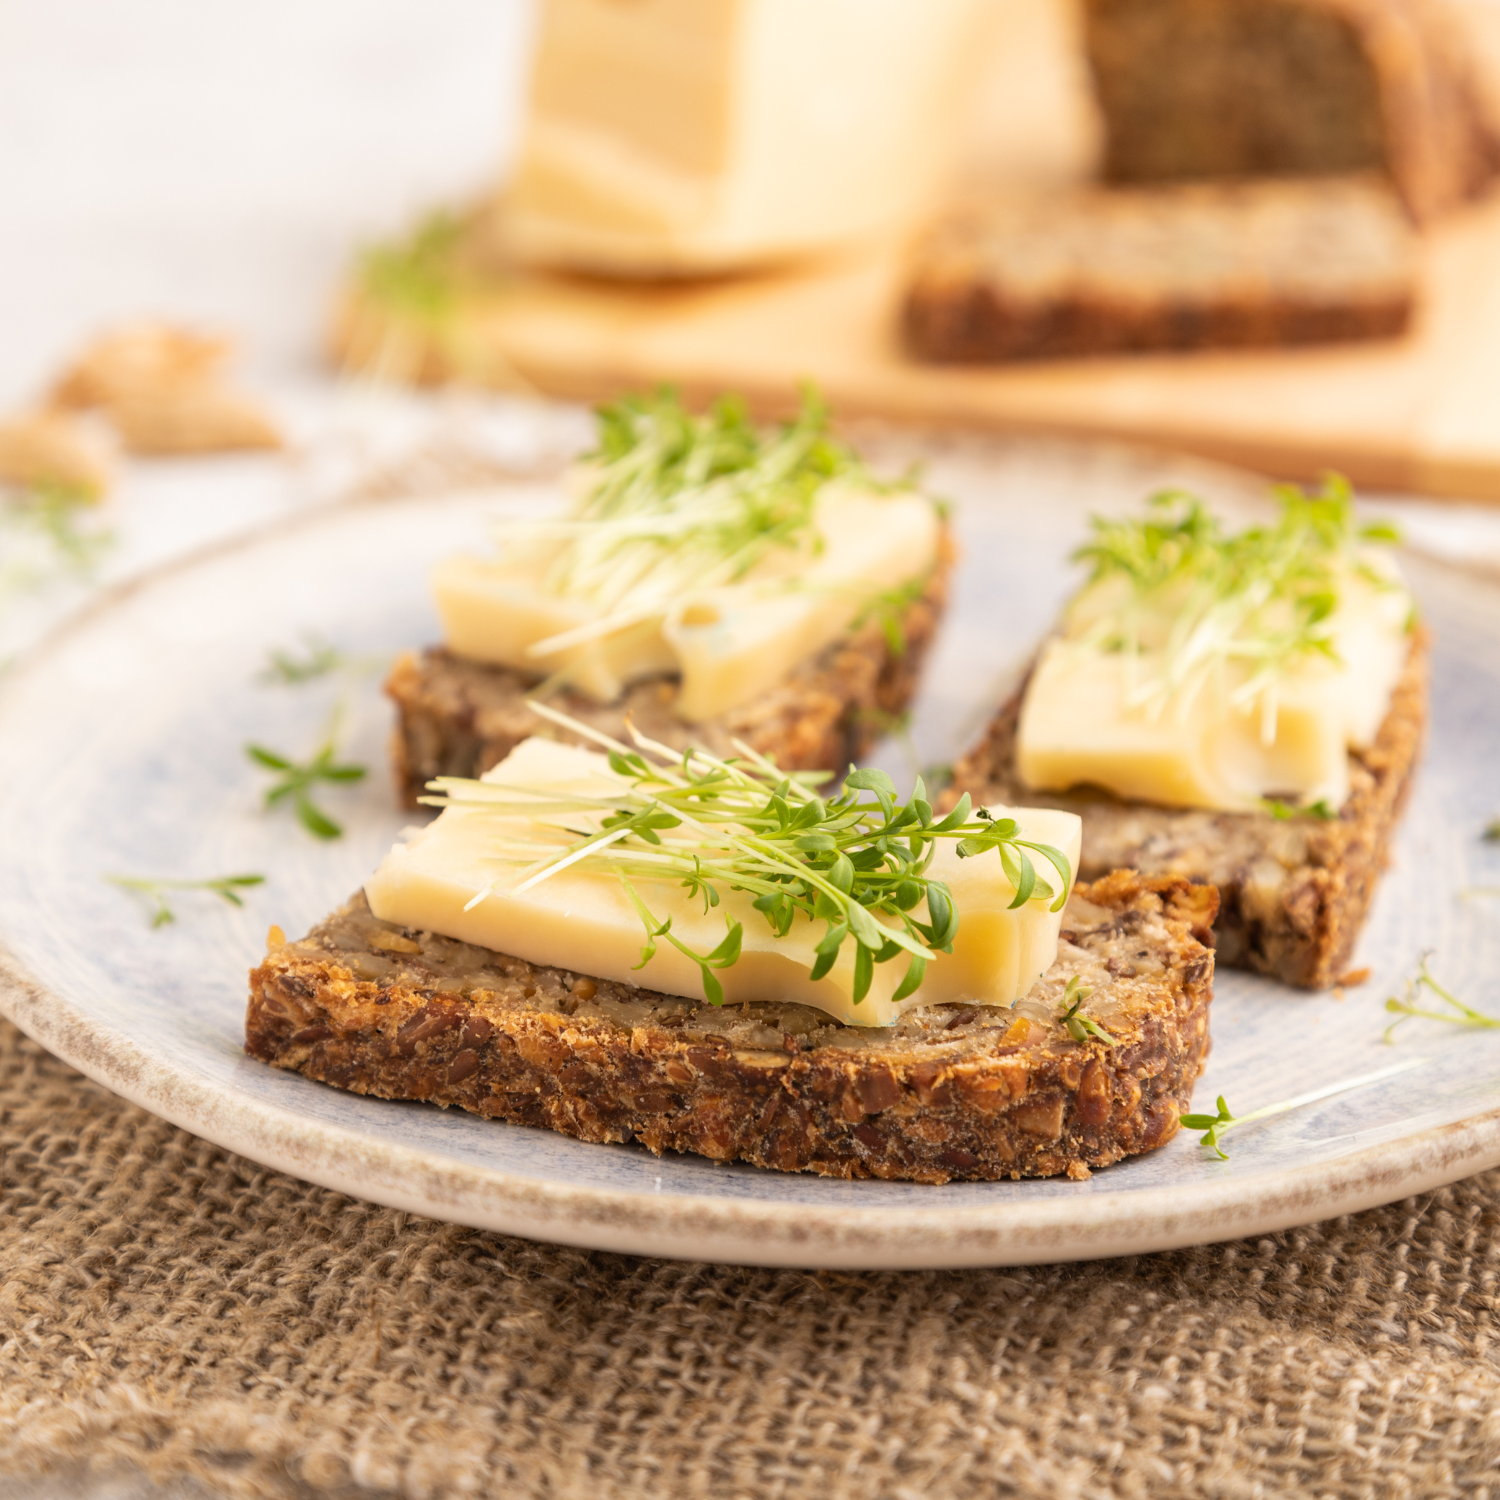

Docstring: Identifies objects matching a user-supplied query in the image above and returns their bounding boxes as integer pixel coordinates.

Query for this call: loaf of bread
[904,176,1415,362]
[1083,0,1499,222]
[246,872,1218,1184]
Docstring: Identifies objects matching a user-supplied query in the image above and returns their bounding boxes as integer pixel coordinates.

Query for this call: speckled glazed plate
[2,435,1499,1269]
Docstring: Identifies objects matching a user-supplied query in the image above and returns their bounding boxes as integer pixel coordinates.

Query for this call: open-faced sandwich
[248,716,1217,1182]
[387,389,951,807]
[949,479,1425,989]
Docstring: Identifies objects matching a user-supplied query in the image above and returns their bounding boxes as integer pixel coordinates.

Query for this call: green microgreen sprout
[1383,953,1499,1042]
[357,209,465,332]
[851,572,932,659]
[105,872,265,929]
[247,709,366,840]
[258,633,347,686]
[1058,974,1115,1046]
[1071,475,1405,730]
[496,387,920,663]
[0,481,114,600]
[1262,797,1338,821]
[422,701,1074,1009]
[1181,1058,1428,1160]
[1484,816,1500,842]
[346,207,520,386]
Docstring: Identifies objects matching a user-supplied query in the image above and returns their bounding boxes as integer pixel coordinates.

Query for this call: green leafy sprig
[1072,476,1404,724]
[258,634,347,685]
[423,703,1073,1009]
[1181,1058,1427,1159]
[247,711,366,840]
[1262,796,1338,821]
[851,572,932,659]
[357,210,465,332]
[1058,975,1115,1046]
[0,482,114,600]
[1383,954,1498,1042]
[1484,816,1500,842]
[106,872,265,929]
[504,387,896,661]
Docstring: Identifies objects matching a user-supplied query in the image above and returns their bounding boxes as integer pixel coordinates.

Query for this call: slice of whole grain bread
[904,177,1415,364]
[386,541,950,808]
[246,873,1218,1184]
[946,630,1429,990]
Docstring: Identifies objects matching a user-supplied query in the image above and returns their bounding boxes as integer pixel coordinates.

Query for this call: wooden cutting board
[336,185,1500,502]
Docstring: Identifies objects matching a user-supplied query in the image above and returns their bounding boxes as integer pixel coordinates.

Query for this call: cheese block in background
[366,738,1083,1027]
[503,0,996,276]
[432,485,941,720]
[1017,558,1414,812]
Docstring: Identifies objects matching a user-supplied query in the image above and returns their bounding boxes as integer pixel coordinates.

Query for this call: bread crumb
[0,410,112,499]
[50,323,281,455]
[106,384,280,456]
[1338,967,1373,988]
[266,924,286,951]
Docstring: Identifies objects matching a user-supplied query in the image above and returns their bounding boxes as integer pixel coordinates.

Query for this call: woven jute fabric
[4,1017,1499,1500]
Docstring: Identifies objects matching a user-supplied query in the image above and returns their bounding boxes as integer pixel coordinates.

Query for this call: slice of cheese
[1017,559,1412,812]
[504,0,994,275]
[366,738,1081,1027]
[433,485,940,720]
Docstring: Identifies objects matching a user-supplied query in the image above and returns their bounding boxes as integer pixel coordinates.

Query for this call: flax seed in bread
[246,872,1217,1184]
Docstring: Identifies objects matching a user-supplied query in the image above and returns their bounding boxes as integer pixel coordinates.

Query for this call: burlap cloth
[4,1016,1499,1500]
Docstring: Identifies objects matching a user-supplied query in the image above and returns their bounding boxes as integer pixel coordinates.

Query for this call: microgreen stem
[106,872,265,929]
[1181,1057,1428,1159]
[492,387,902,655]
[1262,797,1337,821]
[422,704,1074,1008]
[0,482,114,602]
[1073,477,1405,727]
[1383,954,1499,1041]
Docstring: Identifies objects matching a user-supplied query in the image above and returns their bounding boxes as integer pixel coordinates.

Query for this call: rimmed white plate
[2,437,1498,1268]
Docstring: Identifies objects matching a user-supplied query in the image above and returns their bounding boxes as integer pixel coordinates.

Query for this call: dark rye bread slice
[246,872,1218,1184]
[903,177,1415,363]
[946,630,1428,990]
[386,541,950,808]
[1082,0,1500,222]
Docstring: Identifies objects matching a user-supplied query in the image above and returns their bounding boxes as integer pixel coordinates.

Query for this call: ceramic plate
[3,436,1499,1269]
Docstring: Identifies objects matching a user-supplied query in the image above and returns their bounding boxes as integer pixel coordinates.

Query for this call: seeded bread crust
[386,544,951,808]
[947,629,1428,990]
[903,178,1415,363]
[245,873,1217,1184]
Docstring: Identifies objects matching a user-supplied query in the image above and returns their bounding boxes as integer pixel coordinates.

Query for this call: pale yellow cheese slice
[366,738,1081,1028]
[1017,559,1412,811]
[504,0,995,276]
[433,485,940,721]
